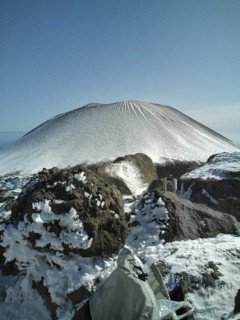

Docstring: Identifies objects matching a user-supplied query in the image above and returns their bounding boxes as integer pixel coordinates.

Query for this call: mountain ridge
[0,100,239,175]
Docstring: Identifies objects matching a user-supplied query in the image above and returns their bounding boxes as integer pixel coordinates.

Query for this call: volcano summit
[0,100,239,175]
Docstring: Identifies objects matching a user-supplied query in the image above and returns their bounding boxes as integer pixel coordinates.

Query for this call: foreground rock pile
[11,165,128,257]
[0,152,239,319]
[0,165,128,319]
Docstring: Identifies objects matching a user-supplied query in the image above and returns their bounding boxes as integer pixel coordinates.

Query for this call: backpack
[89,247,167,320]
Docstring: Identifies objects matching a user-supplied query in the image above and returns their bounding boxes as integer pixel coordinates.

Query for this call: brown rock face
[11,165,128,257]
[155,160,202,179]
[156,191,240,242]
[180,178,240,221]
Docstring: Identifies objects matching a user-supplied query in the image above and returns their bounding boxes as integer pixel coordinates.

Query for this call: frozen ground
[0,100,239,175]
[182,152,240,180]
[0,170,239,320]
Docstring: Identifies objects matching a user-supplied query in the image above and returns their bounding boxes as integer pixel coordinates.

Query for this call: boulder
[11,165,128,257]
[180,178,240,221]
[0,165,129,317]
[155,191,240,242]
[94,153,158,195]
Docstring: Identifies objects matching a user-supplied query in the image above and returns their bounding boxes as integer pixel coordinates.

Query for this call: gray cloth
[89,248,167,320]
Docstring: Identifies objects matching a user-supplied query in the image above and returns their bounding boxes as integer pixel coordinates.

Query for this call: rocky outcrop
[0,165,129,318]
[148,178,175,193]
[11,165,128,257]
[206,153,240,179]
[0,188,21,212]
[113,153,158,182]
[156,191,240,242]
[180,178,240,221]
[93,153,158,195]
[94,164,132,195]
[155,160,202,179]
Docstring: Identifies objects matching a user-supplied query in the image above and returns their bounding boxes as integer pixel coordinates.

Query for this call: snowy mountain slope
[182,152,240,180]
[0,100,239,175]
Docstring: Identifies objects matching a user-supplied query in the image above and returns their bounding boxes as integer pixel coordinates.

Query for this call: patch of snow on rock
[105,160,147,195]
[182,152,240,180]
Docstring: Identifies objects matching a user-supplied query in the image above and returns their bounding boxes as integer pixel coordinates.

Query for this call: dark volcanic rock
[11,165,128,257]
[32,280,58,320]
[180,178,240,221]
[171,272,199,294]
[155,160,202,179]
[67,285,91,305]
[156,191,240,242]
[0,245,19,276]
[0,165,128,319]
[4,199,14,211]
[234,289,240,314]
[0,189,20,212]
[169,272,197,320]
[201,261,223,288]
[72,301,92,320]
[217,198,240,222]
[148,178,174,193]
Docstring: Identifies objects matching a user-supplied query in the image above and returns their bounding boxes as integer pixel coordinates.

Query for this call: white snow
[0,276,51,320]
[126,192,169,251]
[65,184,75,192]
[178,182,194,200]
[182,152,240,180]
[202,188,218,205]
[0,147,240,319]
[0,100,239,175]
[105,160,148,195]
[126,191,240,319]
[74,172,87,184]
[0,194,116,319]
[160,235,240,320]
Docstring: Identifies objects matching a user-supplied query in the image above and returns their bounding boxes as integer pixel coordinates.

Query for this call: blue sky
[1,0,240,144]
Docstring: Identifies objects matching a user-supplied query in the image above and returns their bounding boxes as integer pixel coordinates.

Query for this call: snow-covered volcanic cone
[0,100,239,175]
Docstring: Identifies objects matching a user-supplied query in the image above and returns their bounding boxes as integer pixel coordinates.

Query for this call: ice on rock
[65,184,75,192]
[182,152,240,180]
[74,172,87,184]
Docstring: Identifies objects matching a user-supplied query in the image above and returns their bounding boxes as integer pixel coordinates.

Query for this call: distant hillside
[0,100,239,175]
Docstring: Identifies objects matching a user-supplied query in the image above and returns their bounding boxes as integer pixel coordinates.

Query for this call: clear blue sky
[1,0,240,143]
